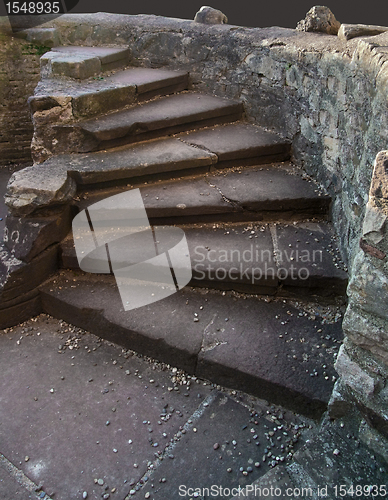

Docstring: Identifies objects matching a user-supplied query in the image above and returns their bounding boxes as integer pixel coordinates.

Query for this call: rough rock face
[338,24,388,41]
[194,6,228,25]
[296,5,340,35]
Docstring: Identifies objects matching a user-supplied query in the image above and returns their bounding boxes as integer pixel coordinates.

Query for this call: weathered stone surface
[0,316,213,499]
[346,250,388,321]
[78,93,243,146]
[61,220,345,297]
[65,137,217,185]
[342,305,388,363]
[369,150,388,200]
[40,269,343,418]
[196,292,343,418]
[206,165,330,214]
[0,244,58,303]
[274,222,347,295]
[31,68,188,119]
[296,6,340,35]
[5,162,75,216]
[335,344,378,398]
[194,6,228,24]
[327,379,353,419]
[338,24,388,42]
[41,46,130,79]
[362,202,387,247]
[4,206,72,262]
[359,419,388,464]
[41,52,102,79]
[186,223,277,291]
[181,123,290,162]
[293,414,387,489]
[0,291,41,329]
[25,27,61,47]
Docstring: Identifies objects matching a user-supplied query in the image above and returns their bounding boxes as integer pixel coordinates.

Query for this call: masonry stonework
[1,12,388,446]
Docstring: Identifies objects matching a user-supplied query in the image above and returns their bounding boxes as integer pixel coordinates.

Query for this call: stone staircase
[1,45,348,419]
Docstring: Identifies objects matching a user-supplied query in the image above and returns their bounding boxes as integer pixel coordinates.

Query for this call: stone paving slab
[293,412,388,492]
[78,93,243,143]
[0,314,319,500]
[0,461,38,500]
[181,123,291,162]
[39,270,344,418]
[0,315,212,500]
[139,393,311,499]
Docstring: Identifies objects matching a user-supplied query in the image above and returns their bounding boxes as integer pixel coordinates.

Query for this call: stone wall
[0,20,41,166]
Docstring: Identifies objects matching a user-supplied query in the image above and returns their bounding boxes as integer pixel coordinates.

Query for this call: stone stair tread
[139,164,330,219]
[77,92,244,142]
[39,270,344,418]
[60,221,347,296]
[49,46,130,65]
[64,137,217,185]
[32,67,189,103]
[107,67,189,93]
[181,122,290,161]
[75,163,330,224]
[41,46,130,79]
[27,121,289,187]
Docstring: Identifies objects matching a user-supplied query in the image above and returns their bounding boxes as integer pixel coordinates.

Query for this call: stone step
[40,46,130,79]
[76,163,330,225]
[39,269,344,419]
[23,122,290,192]
[56,92,244,154]
[60,221,347,298]
[30,67,190,119]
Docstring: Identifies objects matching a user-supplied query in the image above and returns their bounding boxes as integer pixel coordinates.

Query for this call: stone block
[338,24,388,42]
[327,379,354,419]
[194,6,228,24]
[335,344,378,398]
[5,162,75,216]
[51,54,102,79]
[370,150,388,199]
[4,206,72,262]
[347,251,388,321]
[296,6,340,35]
[0,244,58,303]
[25,27,61,47]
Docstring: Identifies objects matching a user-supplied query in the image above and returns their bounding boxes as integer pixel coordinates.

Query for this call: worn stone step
[30,68,189,119]
[40,46,130,79]
[181,122,291,164]
[39,269,344,418]
[75,163,330,225]
[56,92,244,154]
[60,221,347,298]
